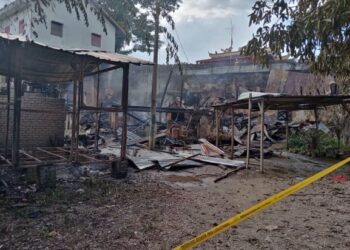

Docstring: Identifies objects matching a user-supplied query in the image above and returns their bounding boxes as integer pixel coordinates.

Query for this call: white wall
[0,2,117,52]
[0,7,31,37]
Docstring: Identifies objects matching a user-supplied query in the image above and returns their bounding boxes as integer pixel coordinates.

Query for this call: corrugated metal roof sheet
[73,50,152,65]
[0,32,152,65]
[0,32,152,83]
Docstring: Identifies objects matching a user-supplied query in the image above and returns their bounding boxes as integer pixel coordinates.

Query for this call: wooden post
[245,93,252,169]
[215,109,220,147]
[12,76,22,167]
[75,75,84,162]
[230,107,235,159]
[314,108,319,130]
[94,68,101,152]
[259,100,265,172]
[4,75,11,158]
[120,64,129,161]
[70,80,77,161]
[12,48,22,168]
[285,112,289,150]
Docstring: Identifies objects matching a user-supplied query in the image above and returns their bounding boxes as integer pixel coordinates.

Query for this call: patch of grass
[288,129,344,158]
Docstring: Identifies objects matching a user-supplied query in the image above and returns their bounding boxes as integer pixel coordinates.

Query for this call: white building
[0,0,124,52]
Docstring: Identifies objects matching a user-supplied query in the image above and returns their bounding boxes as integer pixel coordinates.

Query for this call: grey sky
[134,0,257,63]
[0,0,257,63]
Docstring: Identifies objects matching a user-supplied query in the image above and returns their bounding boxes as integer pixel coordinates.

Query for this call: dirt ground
[1,154,350,250]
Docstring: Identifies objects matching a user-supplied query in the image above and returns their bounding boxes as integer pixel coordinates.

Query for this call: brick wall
[0,92,65,149]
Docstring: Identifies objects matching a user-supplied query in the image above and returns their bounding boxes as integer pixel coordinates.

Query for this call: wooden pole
[94,67,101,152]
[230,107,235,159]
[120,64,130,161]
[245,93,252,169]
[70,80,77,161]
[12,48,22,168]
[74,79,82,162]
[12,76,21,167]
[314,108,319,130]
[149,1,160,150]
[285,112,289,150]
[259,100,265,172]
[4,75,11,158]
[215,109,219,147]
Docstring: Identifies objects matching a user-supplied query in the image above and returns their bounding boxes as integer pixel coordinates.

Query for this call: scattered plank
[214,166,245,183]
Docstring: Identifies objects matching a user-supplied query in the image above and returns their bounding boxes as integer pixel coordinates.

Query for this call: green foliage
[242,0,350,77]
[105,0,182,59]
[288,129,343,158]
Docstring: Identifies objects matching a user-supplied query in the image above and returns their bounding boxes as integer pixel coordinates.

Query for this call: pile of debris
[101,136,244,172]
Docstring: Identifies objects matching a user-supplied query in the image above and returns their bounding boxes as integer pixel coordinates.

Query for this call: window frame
[4,26,10,34]
[50,21,63,37]
[91,33,102,48]
[18,19,25,34]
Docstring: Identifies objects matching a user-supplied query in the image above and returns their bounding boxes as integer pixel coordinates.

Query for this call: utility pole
[149,1,160,150]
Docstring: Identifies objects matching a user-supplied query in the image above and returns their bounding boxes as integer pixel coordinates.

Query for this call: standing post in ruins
[259,100,265,172]
[70,80,78,161]
[120,64,130,161]
[75,78,83,162]
[245,93,252,169]
[12,48,22,167]
[230,107,235,159]
[215,109,220,147]
[94,68,101,152]
[285,111,289,150]
[314,108,319,131]
[4,74,11,158]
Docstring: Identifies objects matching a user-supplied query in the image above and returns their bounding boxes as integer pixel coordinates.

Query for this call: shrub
[288,129,343,158]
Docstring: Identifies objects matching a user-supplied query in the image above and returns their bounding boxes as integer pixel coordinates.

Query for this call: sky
[133,0,257,63]
[0,0,257,64]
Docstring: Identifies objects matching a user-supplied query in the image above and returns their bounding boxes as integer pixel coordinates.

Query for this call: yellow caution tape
[173,157,350,250]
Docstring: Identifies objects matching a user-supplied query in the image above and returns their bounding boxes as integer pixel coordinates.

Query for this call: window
[18,19,25,34]
[91,33,101,47]
[4,26,10,34]
[50,21,63,37]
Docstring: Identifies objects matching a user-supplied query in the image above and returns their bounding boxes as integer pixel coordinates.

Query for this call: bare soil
[1,155,350,250]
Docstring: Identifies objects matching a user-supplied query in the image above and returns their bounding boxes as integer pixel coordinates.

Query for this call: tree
[130,0,182,149]
[242,0,350,77]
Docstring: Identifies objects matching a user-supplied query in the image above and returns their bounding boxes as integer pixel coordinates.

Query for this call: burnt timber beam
[120,63,129,161]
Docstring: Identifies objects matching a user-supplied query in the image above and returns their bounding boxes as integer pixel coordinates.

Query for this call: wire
[174,27,189,63]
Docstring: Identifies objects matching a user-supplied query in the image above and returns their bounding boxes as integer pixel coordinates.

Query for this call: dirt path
[1,156,349,249]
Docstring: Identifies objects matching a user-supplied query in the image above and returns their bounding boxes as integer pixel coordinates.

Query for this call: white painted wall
[0,7,31,38]
[0,2,117,52]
